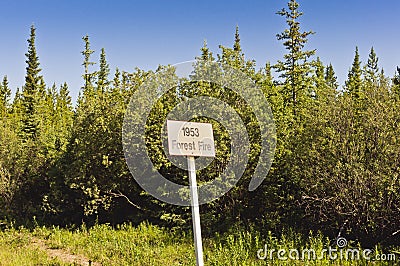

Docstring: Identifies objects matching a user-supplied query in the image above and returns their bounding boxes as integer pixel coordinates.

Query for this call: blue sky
[0,0,399,102]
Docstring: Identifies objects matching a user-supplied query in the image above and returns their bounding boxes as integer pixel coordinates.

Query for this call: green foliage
[392,67,400,98]
[344,47,363,100]
[0,223,390,265]
[325,63,338,90]
[274,0,316,115]
[0,1,400,251]
[298,77,400,244]
[97,48,110,91]
[0,227,67,265]
[364,47,379,86]
[21,25,43,140]
[0,76,11,116]
[81,35,96,88]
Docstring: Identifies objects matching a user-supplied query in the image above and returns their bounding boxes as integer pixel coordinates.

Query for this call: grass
[0,222,398,265]
[0,227,67,266]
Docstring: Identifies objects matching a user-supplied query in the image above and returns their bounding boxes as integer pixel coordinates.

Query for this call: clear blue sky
[0,0,399,102]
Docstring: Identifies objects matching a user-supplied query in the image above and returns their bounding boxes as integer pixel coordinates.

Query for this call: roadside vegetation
[1,0,399,264]
[0,222,398,265]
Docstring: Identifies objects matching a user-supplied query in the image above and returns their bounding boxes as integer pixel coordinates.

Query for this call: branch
[108,191,145,211]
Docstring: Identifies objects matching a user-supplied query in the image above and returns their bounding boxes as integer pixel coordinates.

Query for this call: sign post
[167,120,215,266]
[188,155,203,266]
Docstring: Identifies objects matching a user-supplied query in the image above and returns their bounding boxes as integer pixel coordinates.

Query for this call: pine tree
[81,35,96,91]
[55,82,73,152]
[97,48,110,91]
[325,63,338,90]
[264,62,273,83]
[344,47,363,99]
[273,0,316,114]
[392,67,400,98]
[233,25,241,52]
[394,67,400,86]
[22,25,43,140]
[311,58,337,104]
[218,26,254,73]
[0,76,11,116]
[199,40,215,61]
[12,88,22,114]
[364,47,379,86]
[113,67,121,89]
[314,57,325,95]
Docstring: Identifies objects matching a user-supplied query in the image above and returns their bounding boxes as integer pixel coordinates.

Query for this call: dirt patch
[31,237,102,266]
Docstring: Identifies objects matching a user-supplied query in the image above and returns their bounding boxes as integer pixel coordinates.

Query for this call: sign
[167,120,215,157]
[167,120,216,266]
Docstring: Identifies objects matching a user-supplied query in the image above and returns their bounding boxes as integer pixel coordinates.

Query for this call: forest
[0,0,400,264]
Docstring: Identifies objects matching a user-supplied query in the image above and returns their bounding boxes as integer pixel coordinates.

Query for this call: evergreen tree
[97,48,110,91]
[273,0,316,114]
[264,61,273,83]
[392,67,400,98]
[314,57,325,96]
[394,67,400,86]
[12,88,22,114]
[311,58,337,102]
[113,67,121,89]
[0,76,11,116]
[199,40,215,61]
[233,25,241,52]
[325,63,338,90]
[21,25,43,140]
[81,35,96,92]
[55,82,73,152]
[344,46,363,99]
[218,26,255,74]
[364,47,379,86]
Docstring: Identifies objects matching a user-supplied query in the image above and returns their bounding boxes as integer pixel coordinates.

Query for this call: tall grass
[0,222,397,265]
[0,226,67,266]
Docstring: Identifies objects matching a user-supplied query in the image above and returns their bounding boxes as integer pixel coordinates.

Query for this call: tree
[364,47,379,86]
[0,76,11,117]
[113,67,121,89]
[392,67,400,98]
[299,78,400,245]
[273,0,316,115]
[81,35,96,93]
[199,40,215,62]
[311,58,337,103]
[97,48,110,91]
[344,46,363,100]
[218,26,256,75]
[21,25,43,140]
[313,57,325,98]
[325,63,338,90]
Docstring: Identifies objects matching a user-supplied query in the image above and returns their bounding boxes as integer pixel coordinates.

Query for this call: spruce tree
[233,25,241,52]
[394,67,400,86]
[312,57,336,102]
[22,25,43,140]
[314,57,325,95]
[264,62,273,83]
[364,47,379,86]
[113,67,121,89]
[55,82,73,151]
[392,67,400,98]
[325,63,338,90]
[0,76,11,116]
[81,35,96,91]
[218,26,254,73]
[274,0,316,114]
[199,40,215,62]
[344,47,363,99]
[97,48,110,91]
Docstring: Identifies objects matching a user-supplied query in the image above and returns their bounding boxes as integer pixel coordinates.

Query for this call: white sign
[167,120,215,157]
